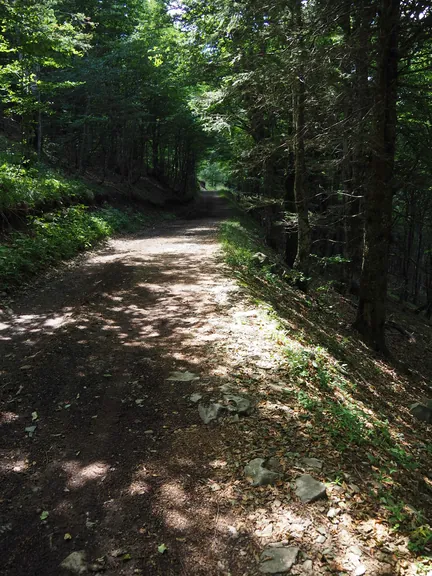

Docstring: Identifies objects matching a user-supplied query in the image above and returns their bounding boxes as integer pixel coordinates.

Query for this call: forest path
[0,192,263,576]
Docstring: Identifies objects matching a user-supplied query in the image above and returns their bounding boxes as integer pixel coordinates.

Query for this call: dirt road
[0,193,256,575]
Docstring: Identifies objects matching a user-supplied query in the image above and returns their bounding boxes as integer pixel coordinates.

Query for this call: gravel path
[0,193,257,576]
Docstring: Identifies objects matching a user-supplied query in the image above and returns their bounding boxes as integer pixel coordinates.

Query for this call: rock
[410,402,432,423]
[244,458,282,487]
[316,535,326,544]
[166,371,199,382]
[299,457,323,470]
[255,523,273,538]
[198,402,226,424]
[259,546,299,574]
[295,474,327,503]
[223,394,252,415]
[354,566,366,576]
[60,551,87,574]
[327,507,339,518]
[219,383,234,393]
[349,546,363,557]
[190,393,202,403]
[110,549,127,558]
[302,559,313,573]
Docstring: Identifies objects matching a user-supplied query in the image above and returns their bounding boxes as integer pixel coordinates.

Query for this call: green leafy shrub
[0,137,95,213]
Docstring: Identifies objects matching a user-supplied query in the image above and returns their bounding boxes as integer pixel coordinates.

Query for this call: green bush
[0,136,93,212]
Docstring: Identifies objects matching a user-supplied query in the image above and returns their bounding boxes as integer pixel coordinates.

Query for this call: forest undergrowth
[219,195,432,569]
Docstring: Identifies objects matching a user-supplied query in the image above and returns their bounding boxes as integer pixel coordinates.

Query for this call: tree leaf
[40,511,49,520]
[158,543,167,554]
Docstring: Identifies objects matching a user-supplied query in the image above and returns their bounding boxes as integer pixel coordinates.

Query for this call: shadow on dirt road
[0,192,257,576]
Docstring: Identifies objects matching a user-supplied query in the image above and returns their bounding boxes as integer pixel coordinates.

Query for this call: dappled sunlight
[0,451,30,474]
[62,461,110,489]
[0,411,19,425]
[1,201,431,575]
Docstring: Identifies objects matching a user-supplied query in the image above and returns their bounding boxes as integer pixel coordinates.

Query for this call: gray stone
[299,457,323,470]
[316,535,326,544]
[190,393,203,403]
[198,402,226,424]
[224,394,252,415]
[244,458,282,487]
[259,546,299,574]
[166,371,199,382]
[302,559,313,573]
[295,474,327,503]
[255,523,273,538]
[349,545,363,557]
[60,551,87,574]
[410,402,432,423]
[219,383,234,393]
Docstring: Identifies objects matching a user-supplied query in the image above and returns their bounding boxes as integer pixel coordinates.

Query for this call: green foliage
[409,525,432,553]
[380,495,432,553]
[198,160,230,189]
[0,158,91,213]
[0,0,91,122]
[381,497,410,530]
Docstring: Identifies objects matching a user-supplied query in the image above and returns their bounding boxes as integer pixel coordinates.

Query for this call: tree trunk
[354,0,400,354]
[348,2,373,283]
[293,0,311,275]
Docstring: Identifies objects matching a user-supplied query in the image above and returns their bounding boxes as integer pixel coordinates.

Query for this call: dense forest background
[0,0,431,355]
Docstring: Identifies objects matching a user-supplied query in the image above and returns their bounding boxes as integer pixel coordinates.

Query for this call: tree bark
[354,0,400,354]
[348,1,373,283]
[293,0,311,275]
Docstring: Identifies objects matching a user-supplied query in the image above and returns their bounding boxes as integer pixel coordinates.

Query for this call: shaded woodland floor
[0,193,431,576]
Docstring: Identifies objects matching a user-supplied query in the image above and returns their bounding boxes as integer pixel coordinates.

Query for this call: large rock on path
[224,394,252,415]
[295,474,327,503]
[198,402,226,424]
[60,551,87,574]
[410,402,432,424]
[244,458,282,487]
[259,546,299,574]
